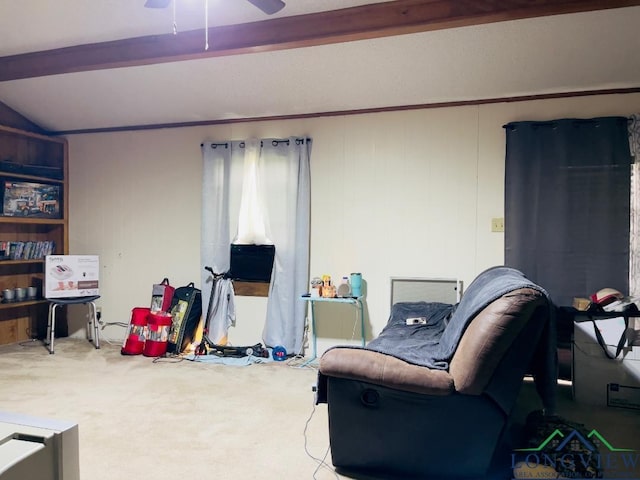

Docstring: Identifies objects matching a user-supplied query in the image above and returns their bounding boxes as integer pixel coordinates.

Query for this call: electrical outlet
[491,217,504,232]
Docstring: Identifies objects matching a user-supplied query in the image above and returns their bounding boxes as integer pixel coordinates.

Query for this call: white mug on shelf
[14,287,27,302]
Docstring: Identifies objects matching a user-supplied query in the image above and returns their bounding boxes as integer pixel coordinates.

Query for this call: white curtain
[260,139,311,355]
[201,141,238,345]
[629,114,640,296]
[201,138,311,353]
[235,139,271,245]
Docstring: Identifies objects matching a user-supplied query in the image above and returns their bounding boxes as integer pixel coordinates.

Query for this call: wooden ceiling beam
[1,0,639,82]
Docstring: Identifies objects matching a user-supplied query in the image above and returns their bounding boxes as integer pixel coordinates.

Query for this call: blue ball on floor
[272,345,287,361]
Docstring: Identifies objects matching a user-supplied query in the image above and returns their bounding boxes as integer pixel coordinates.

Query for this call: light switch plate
[491,217,504,232]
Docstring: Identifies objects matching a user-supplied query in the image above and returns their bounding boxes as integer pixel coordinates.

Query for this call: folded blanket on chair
[367,266,549,370]
[365,300,455,352]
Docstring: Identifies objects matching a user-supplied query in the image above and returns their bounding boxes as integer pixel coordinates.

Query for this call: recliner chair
[317,267,556,480]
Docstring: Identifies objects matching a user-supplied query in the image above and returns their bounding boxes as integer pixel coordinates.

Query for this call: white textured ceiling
[0,1,639,132]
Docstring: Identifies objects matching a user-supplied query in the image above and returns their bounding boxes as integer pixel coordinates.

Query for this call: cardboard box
[45,255,99,299]
[2,180,61,218]
[572,317,640,409]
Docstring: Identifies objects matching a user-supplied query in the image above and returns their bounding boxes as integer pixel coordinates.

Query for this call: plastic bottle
[350,273,362,297]
[337,276,351,298]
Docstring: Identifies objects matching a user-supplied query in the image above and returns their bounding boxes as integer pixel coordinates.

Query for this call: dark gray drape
[504,117,632,307]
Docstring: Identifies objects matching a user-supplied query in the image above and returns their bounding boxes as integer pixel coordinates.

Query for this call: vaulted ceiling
[1,0,639,134]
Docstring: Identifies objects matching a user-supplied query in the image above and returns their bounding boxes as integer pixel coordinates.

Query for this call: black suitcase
[167,282,202,354]
[228,244,275,282]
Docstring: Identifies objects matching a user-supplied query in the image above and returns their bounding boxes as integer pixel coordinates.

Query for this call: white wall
[67,93,640,355]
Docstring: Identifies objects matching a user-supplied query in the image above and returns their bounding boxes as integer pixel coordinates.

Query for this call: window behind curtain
[504,117,632,308]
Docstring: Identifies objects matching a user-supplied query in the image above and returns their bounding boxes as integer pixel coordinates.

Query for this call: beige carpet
[1,338,639,480]
[0,338,338,480]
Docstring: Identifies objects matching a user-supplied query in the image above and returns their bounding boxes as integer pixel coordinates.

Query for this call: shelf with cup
[0,239,61,344]
[0,124,68,346]
[0,299,46,309]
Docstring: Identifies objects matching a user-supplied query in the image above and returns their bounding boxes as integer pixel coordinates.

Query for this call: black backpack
[167,282,202,354]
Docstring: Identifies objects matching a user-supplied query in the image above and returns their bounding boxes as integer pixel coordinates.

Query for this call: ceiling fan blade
[246,0,285,15]
[144,0,171,8]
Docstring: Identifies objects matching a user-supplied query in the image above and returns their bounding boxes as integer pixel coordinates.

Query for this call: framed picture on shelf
[2,180,61,219]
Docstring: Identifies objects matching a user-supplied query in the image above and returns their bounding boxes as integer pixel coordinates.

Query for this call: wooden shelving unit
[0,124,68,345]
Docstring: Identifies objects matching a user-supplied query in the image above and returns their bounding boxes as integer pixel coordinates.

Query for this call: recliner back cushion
[449,288,546,394]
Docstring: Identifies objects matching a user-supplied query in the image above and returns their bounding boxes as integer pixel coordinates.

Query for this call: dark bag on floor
[167,282,202,354]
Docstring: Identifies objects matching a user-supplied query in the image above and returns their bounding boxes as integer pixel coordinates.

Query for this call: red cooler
[143,311,172,357]
[121,307,150,355]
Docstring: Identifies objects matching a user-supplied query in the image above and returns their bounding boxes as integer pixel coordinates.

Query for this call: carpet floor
[0,338,638,479]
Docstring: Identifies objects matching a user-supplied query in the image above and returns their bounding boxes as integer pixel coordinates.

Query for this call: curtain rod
[200,138,311,149]
[503,116,633,130]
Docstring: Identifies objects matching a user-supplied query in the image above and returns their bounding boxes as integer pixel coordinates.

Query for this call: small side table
[300,295,365,366]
